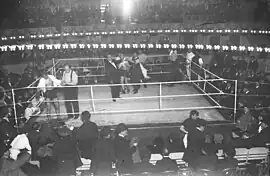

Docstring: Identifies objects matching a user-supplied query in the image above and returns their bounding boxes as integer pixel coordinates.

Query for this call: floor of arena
[38,83,225,126]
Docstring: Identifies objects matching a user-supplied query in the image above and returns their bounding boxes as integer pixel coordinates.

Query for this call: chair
[150,154,162,165]
[169,152,186,166]
[76,158,91,171]
[234,148,249,165]
[247,147,268,162]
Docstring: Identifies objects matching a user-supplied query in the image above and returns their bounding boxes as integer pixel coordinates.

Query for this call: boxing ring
[8,55,238,127]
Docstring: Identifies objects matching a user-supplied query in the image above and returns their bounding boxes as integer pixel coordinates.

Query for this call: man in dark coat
[130,54,144,94]
[91,126,115,176]
[114,123,136,173]
[133,147,156,174]
[180,110,207,168]
[53,127,81,176]
[104,54,121,102]
[76,111,98,159]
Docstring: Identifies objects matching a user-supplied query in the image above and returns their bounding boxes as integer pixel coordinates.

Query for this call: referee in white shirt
[61,64,79,119]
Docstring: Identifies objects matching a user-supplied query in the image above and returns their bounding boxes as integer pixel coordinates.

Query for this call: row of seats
[76,147,269,173]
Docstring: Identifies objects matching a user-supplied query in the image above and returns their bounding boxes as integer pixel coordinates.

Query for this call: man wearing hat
[92,126,115,176]
[114,123,136,173]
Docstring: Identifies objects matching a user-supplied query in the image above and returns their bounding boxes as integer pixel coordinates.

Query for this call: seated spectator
[131,137,141,164]
[76,111,98,159]
[218,148,238,170]
[148,136,165,154]
[92,126,115,176]
[167,133,185,152]
[232,120,270,148]
[235,106,256,134]
[195,144,218,171]
[114,123,136,173]
[155,148,178,172]
[133,147,156,174]
[0,127,32,176]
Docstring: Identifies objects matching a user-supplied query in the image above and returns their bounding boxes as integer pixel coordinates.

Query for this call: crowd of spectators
[0,109,269,176]
[1,47,270,176]
[0,0,264,29]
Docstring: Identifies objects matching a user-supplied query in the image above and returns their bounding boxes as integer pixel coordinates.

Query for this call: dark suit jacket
[76,121,98,159]
[104,60,121,83]
[114,136,136,172]
[92,138,116,175]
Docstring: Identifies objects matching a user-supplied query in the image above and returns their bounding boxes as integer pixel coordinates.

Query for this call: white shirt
[186,52,195,64]
[37,75,61,93]
[169,50,178,62]
[198,57,204,66]
[9,134,31,160]
[62,70,78,86]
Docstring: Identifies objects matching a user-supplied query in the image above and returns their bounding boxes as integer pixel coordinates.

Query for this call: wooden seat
[234,148,249,165]
[76,158,91,171]
[247,147,268,162]
[150,154,162,165]
[169,152,186,165]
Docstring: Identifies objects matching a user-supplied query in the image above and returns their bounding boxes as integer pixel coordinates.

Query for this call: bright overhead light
[123,0,132,16]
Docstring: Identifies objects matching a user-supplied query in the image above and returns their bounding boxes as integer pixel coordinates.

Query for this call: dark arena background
[0,0,270,176]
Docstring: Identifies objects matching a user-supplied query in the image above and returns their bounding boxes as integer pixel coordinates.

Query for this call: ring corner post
[52,58,56,76]
[159,82,162,110]
[90,85,96,113]
[233,79,238,124]
[11,89,18,131]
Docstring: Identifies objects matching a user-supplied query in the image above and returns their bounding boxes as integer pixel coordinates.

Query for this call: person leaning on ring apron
[61,64,80,119]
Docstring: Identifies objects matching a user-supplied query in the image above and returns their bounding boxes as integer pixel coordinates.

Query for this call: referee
[61,64,80,119]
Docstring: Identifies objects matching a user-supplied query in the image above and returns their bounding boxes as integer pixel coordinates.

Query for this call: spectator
[235,106,256,134]
[114,123,136,173]
[218,148,238,170]
[133,147,156,174]
[92,126,115,176]
[76,111,98,159]
[53,126,81,176]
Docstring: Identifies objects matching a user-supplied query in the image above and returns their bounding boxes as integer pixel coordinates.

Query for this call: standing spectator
[104,54,121,102]
[181,111,206,168]
[53,127,80,176]
[76,111,98,159]
[114,123,136,173]
[92,126,115,176]
[61,64,79,119]
[133,147,156,174]
[248,56,259,73]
